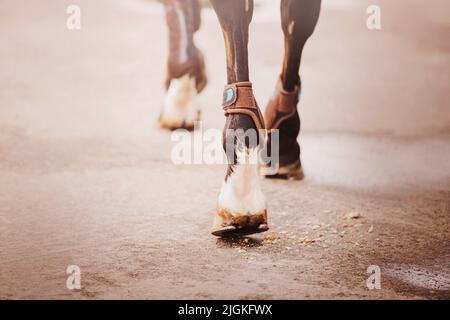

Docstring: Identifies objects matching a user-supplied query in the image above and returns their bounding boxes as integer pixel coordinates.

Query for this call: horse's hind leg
[262,0,321,179]
[209,0,268,237]
[160,0,207,131]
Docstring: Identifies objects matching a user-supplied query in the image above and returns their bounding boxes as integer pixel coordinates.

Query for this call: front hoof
[211,209,269,237]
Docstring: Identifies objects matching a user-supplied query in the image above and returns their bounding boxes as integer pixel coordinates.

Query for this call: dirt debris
[299,237,316,246]
[345,211,362,220]
[264,234,279,241]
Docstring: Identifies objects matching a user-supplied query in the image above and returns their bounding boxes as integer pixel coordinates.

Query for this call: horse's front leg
[210,0,268,237]
[160,0,207,131]
[262,0,321,179]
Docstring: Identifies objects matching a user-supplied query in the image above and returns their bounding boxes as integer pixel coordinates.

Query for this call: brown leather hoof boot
[261,78,304,180]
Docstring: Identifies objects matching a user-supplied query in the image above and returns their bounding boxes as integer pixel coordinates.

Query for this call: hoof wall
[211,223,269,237]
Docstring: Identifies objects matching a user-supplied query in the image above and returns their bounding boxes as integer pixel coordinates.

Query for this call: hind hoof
[159,75,200,131]
[158,113,198,131]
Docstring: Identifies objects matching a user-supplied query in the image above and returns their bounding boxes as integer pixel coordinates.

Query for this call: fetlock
[165,48,208,94]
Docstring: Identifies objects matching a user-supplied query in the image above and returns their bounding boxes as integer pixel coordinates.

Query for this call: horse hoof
[260,159,304,180]
[211,209,269,237]
[159,74,200,131]
[211,224,269,237]
[158,114,197,131]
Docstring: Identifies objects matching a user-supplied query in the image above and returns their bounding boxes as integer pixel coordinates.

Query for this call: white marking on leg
[162,75,198,123]
[288,20,295,35]
[218,148,266,215]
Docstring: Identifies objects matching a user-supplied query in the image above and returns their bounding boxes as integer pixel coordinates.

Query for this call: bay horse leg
[160,0,207,131]
[210,0,268,237]
[262,0,321,179]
